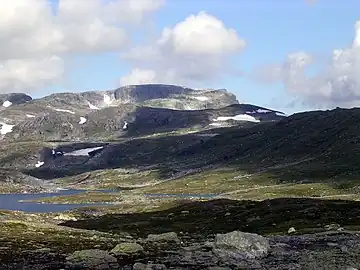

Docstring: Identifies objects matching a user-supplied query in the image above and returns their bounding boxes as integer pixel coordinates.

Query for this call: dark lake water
[0,189,219,213]
[0,189,110,213]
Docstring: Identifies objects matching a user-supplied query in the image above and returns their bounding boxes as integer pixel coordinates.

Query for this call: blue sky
[31,1,360,114]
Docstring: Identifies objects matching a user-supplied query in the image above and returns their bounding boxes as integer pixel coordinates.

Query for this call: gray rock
[207,267,232,270]
[213,231,270,260]
[110,242,144,256]
[324,223,342,231]
[133,262,167,270]
[65,249,119,270]
[146,232,181,244]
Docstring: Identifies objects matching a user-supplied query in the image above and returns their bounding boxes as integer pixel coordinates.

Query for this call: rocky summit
[2,84,360,269]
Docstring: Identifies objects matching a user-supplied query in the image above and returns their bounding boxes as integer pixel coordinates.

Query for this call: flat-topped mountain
[0,84,286,141]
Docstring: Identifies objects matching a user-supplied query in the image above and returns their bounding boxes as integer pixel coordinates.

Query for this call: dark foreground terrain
[1,198,360,269]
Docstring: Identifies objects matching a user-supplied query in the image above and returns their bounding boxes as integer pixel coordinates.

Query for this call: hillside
[10,107,358,186]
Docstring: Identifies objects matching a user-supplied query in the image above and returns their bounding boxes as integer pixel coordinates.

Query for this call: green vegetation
[0,141,54,168]
[131,168,277,195]
[55,169,162,189]
[0,219,126,260]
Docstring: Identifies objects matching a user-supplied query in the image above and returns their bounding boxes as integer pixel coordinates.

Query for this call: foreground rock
[37,230,360,269]
[65,249,119,269]
[1,221,360,269]
[2,198,360,269]
[214,231,270,262]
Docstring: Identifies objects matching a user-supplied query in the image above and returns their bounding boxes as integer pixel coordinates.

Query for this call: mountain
[0,84,286,141]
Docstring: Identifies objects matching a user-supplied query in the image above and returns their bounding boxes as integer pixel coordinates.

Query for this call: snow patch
[123,121,128,130]
[87,101,99,110]
[209,123,223,126]
[64,146,104,156]
[79,117,87,124]
[54,108,75,114]
[0,122,14,134]
[47,106,75,114]
[26,114,36,118]
[247,109,272,114]
[257,109,271,113]
[193,96,209,101]
[276,112,287,117]
[35,161,44,168]
[2,100,12,107]
[103,93,114,105]
[213,114,260,123]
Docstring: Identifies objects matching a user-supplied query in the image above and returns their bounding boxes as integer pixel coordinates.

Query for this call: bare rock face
[114,84,239,110]
[0,93,32,108]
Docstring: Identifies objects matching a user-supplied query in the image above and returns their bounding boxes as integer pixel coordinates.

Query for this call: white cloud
[254,20,360,109]
[0,56,64,92]
[0,0,164,94]
[120,11,246,87]
[120,68,157,85]
[157,11,244,56]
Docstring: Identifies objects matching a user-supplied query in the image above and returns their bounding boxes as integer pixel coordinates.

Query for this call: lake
[0,189,219,213]
[0,189,109,213]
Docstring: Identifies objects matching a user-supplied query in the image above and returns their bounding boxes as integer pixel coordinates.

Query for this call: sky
[1,0,360,114]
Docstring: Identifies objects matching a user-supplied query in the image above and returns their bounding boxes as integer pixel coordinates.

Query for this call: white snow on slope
[247,109,272,114]
[54,108,75,114]
[209,123,223,126]
[103,93,114,105]
[213,114,260,122]
[87,101,99,110]
[0,123,14,134]
[194,96,209,101]
[26,114,36,118]
[276,112,287,117]
[35,161,44,168]
[2,100,12,107]
[123,121,128,130]
[47,106,75,114]
[79,117,87,124]
[256,109,271,113]
[64,146,104,156]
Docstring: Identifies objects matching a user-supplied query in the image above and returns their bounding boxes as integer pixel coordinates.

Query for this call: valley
[0,84,360,269]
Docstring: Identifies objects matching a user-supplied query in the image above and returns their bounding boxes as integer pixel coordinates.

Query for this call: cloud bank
[119,11,246,87]
[253,21,360,109]
[0,0,164,94]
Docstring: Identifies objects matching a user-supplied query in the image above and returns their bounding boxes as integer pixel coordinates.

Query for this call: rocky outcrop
[65,249,119,269]
[114,84,238,110]
[0,93,32,107]
[6,230,360,269]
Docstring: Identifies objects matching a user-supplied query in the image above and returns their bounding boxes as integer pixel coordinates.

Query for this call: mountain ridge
[0,84,286,142]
